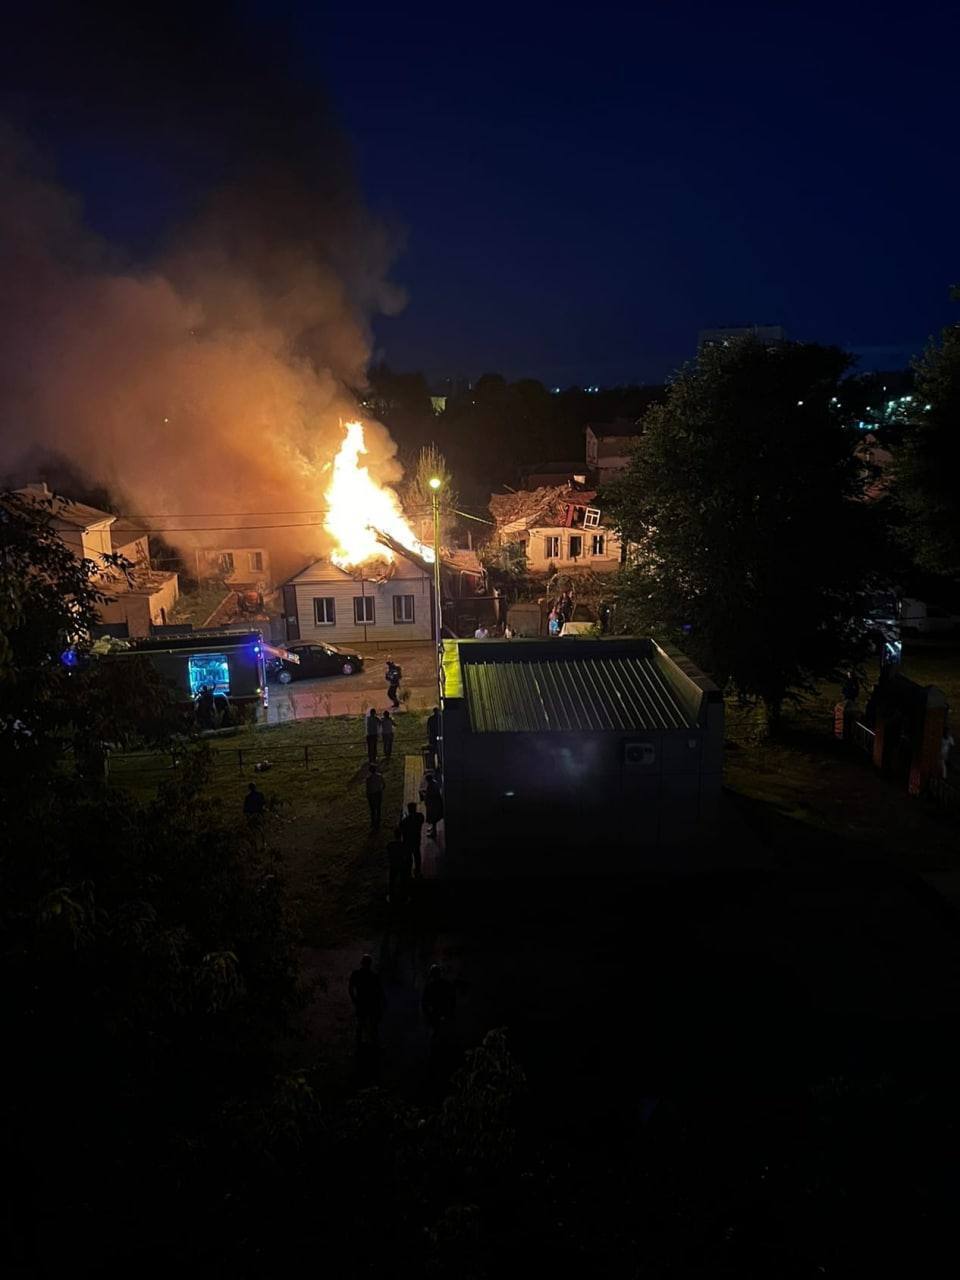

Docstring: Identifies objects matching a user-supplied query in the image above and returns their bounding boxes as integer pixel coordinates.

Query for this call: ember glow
[324,421,435,568]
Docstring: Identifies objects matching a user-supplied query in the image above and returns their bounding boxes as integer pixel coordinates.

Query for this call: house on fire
[489,483,623,575]
[14,483,179,637]
[280,543,486,649]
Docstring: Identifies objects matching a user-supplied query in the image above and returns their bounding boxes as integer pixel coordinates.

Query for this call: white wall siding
[294,573,433,646]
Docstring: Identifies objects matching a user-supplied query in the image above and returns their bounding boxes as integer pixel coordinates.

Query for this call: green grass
[110,713,428,945]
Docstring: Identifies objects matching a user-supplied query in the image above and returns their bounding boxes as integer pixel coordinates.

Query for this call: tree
[402,443,458,548]
[893,290,960,579]
[604,339,875,726]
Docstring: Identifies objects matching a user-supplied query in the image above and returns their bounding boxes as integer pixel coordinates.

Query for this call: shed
[440,637,723,868]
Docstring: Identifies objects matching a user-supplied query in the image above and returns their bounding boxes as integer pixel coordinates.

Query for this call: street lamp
[429,478,444,747]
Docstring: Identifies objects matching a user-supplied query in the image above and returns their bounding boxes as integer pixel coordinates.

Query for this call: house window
[354,595,375,625]
[313,597,336,626]
[568,534,583,559]
[248,551,264,572]
[591,534,606,556]
[218,551,235,573]
[393,594,415,624]
[583,507,601,528]
[544,535,560,559]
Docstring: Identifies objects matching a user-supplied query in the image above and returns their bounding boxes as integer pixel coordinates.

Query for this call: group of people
[195,684,233,730]
[348,953,456,1048]
[364,707,396,763]
[473,622,515,639]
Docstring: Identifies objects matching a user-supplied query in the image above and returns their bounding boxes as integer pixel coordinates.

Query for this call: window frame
[218,550,235,573]
[248,550,264,572]
[353,595,375,626]
[590,533,606,556]
[544,534,561,560]
[393,594,416,624]
[568,534,583,559]
[313,596,336,626]
[583,507,601,529]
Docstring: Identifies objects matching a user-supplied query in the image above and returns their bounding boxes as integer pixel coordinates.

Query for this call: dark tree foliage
[894,293,960,579]
[0,493,303,1271]
[604,339,875,722]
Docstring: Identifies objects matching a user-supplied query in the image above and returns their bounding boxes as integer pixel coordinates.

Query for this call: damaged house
[14,483,179,637]
[489,483,623,575]
[280,541,486,650]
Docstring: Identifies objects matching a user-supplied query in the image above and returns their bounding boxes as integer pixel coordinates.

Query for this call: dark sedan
[268,642,365,683]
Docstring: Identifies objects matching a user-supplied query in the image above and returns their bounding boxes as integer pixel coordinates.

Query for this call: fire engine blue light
[60,647,79,668]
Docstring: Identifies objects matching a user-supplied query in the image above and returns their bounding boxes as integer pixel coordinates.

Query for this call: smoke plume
[0,3,405,577]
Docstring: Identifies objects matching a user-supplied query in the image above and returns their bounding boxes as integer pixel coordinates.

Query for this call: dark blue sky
[295,1,959,385]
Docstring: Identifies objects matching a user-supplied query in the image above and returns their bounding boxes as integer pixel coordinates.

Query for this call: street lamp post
[428,478,444,748]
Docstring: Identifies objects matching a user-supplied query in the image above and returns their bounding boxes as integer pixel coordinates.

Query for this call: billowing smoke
[0,3,405,579]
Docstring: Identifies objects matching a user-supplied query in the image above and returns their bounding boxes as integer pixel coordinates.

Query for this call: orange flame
[323,421,434,569]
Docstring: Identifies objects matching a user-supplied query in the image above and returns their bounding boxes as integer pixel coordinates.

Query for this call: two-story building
[15,483,179,636]
[489,484,623,575]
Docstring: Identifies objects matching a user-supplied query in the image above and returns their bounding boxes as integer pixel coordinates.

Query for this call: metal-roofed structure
[464,656,693,733]
[440,637,723,869]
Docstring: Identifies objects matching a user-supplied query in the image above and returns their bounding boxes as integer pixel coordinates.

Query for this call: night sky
[5,1,960,388]
[303,1,960,384]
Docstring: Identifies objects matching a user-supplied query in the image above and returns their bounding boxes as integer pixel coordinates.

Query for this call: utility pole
[429,477,444,765]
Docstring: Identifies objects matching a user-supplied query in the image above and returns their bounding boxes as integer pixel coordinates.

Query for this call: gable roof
[15,484,116,530]
[489,484,600,532]
[284,552,429,587]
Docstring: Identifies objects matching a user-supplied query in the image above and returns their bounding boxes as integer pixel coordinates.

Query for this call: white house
[488,485,623,575]
[281,553,434,649]
[15,483,179,636]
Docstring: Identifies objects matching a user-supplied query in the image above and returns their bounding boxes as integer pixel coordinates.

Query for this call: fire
[324,420,435,569]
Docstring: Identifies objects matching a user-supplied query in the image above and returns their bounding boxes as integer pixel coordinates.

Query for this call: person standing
[422,963,456,1036]
[421,772,444,839]
[348,954,385,1047]
[366,763,385,830]
[474,623,489,639]
[364,707,379,763]
[426,705,441,770]
[385,657,401,709]
[397,800,425,878]
[386,838,412,905]
[196,685,216,729]
[942,722,955,780]
[380,710,395,763]
[243,781,265,821]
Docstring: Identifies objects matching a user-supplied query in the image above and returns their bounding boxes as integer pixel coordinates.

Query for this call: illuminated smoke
[0,6,408,578]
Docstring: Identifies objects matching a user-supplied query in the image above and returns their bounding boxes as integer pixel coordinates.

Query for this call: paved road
[267,646,440,723]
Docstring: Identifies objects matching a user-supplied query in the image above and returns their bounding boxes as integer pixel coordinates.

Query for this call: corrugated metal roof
[463,656,693,733]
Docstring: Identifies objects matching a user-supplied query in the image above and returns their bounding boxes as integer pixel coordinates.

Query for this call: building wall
[97,573,180,638]
[112,534,150,566]
[199,546,272,586]
[292,572,433,647]
[526,524,622,572]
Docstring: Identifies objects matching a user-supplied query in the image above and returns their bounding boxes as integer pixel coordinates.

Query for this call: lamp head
[428,477,442,491]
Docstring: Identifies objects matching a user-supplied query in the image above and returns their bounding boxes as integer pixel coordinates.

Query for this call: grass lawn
[110,711,428,945]
[723,640,960,875]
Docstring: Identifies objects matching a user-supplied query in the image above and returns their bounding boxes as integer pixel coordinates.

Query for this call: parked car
[268,642,365,683]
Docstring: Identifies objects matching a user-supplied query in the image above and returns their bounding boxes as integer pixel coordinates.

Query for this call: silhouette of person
[243,781,265,819]
[397,800,425,878]
[348,954,385,1046]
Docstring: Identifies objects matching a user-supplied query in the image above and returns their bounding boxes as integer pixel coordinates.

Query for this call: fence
[851,720,876,759]
[927,776,960,812]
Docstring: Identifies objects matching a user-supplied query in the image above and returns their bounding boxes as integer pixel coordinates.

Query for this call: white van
[899,598,960,635]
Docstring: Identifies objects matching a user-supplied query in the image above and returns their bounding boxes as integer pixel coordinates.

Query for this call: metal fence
[928,776,960,812]
[851,720,876,758]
